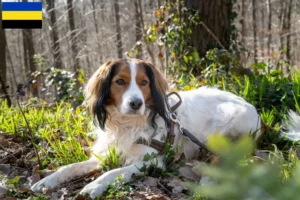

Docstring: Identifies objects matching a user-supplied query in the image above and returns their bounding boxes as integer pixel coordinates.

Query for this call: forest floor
[0,131,211,200]
[0,102,212,200]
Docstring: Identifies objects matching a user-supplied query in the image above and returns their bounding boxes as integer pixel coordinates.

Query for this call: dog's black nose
[129,98,143,110]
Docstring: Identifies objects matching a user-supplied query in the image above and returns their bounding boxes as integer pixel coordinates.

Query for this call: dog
[31,58,300,198]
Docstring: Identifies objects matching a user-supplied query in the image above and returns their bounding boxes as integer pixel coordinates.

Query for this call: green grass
[93,146,122,172]
[0,101,92,168]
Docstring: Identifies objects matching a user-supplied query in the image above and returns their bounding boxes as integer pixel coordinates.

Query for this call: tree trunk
[286,0,293,79]
[137,0,156,65]
[252,0,258,64]
[82,1,92,76]
[67,0,80,75]
[0,11,7,84]
[239,0,248,68]
[267,0,272,68]
[22,29,38,97]
[134,0,143,59]
[241,0,246,47]
[260,2,265,61]
[21,0,38,97]
[22,30,29,76]
[278,1,287,73]
[91,0,103,64]
[46,0,63,69]
[114,0,123,58]
[0,4,11,106]
[184,0,233,56]
[157,0,162,8]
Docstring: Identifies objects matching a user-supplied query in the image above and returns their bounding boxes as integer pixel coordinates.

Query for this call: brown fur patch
[109,63,131,108]
[135,64,152,104]
[135,60,168,94]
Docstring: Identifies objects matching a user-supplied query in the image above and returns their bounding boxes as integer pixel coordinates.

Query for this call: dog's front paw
[31,175,58,193]
[80,182,107,199]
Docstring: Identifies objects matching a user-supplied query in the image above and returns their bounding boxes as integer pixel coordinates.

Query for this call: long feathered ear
[145,62,168,94]
[85,61,116,129]
[144,62,169,129]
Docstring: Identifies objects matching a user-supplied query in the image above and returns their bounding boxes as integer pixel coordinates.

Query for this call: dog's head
[85,59,169,130]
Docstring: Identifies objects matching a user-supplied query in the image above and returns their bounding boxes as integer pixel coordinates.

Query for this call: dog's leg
[80,144,163,198]
[79,157,163,198]
[31,158,100,192]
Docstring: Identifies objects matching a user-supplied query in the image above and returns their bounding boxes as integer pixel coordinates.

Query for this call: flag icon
[1,2,42,29]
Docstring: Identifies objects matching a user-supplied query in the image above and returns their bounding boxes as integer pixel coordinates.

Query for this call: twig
[156,179,172,195]
[199,21,226,50]
[0,144,19,164]
[15,96,42,167]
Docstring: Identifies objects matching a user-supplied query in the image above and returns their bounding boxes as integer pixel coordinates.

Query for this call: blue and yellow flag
[1,2,42,29]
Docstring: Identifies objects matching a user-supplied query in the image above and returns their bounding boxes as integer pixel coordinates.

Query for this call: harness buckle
[170,113,178,123]
[169,112,184,132]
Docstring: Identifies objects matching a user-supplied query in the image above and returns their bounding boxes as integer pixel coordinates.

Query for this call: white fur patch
[120,60,145,115]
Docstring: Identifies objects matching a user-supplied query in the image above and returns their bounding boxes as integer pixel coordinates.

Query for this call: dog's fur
[31,59,300,198]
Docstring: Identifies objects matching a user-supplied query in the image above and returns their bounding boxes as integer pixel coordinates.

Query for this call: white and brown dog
[31,58,300,198]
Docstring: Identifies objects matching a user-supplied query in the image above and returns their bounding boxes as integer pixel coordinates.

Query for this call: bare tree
[22,30,29,75]
[157,0,162,8]
[241,0,247,47]
[134,0,143,59]
[137,0,156,65]
[81,2,92,76]
[91,0,103,63]
[21,0,38,97]
[260,2,265,60]
[22,29,38,97]
[0,3,11,106]
[0,15,7,84]
[267,0,272,66]
[286,0,293,78]
[279,1,287,59]
[67,0,80,74]
[252,0,258,64]
[46,0,63,68]
[114,0,123,58]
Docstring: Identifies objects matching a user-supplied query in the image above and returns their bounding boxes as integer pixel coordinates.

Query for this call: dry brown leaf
[179,166,200,181]
[142,177,157,187]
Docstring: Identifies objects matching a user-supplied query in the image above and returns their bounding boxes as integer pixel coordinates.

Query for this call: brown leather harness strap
[166,92,182,145]
[167,92,182,112]
[137,92,211,154]
[136,92,182,153]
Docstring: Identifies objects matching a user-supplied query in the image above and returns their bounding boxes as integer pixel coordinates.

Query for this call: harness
[137,92,210,153]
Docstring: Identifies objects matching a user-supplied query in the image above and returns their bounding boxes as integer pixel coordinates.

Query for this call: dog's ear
[145,62,168,94]
[85,61,111,114]
[143,62,169,129]
[85,61,116,129]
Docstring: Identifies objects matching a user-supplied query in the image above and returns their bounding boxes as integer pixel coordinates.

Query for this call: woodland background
[0,0,299,102]
[1,0,300,199]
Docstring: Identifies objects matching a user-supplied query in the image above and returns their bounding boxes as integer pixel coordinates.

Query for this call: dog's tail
[279,110,300,141]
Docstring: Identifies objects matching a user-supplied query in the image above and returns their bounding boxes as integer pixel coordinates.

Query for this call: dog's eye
[116,79,126,85]
[141,80,148,86]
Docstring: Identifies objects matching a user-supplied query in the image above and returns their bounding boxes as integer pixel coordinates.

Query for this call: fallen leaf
[0,164,11,175]
[28,173,40,186]
[179,166,200,181]
[142,177,157,187]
